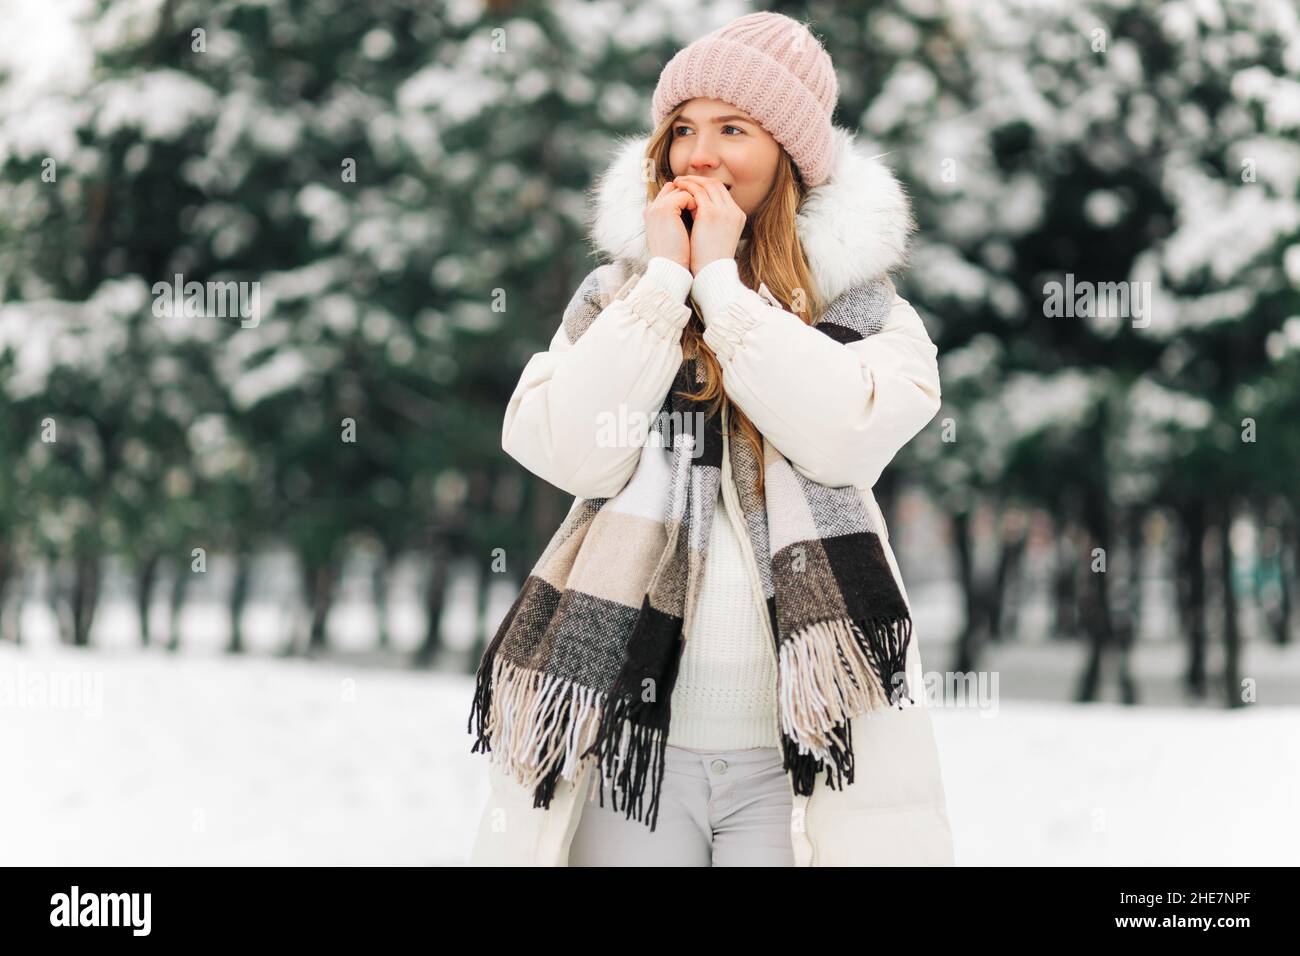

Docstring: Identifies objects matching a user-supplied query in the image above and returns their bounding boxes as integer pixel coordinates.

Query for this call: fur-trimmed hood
[585,125,917,304]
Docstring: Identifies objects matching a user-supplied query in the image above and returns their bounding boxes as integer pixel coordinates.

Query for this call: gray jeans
[568,744,795,866]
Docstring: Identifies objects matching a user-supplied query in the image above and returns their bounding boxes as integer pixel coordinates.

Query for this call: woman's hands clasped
[644,175,747,276]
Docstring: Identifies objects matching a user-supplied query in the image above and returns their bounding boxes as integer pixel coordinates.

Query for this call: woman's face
[668,97,780,227]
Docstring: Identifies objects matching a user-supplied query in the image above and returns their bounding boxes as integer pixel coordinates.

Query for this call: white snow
[0,641,483,866]
[3,637,1297,866]
[92,70,220,141]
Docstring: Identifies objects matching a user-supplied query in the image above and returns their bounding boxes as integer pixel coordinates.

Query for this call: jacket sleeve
[501,257,695,499]
[690,257,941,489]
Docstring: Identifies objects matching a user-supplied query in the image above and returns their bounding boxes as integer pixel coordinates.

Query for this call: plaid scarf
[468,267,914,832]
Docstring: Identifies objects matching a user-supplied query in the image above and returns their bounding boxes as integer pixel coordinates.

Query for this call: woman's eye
[673,125,743,136]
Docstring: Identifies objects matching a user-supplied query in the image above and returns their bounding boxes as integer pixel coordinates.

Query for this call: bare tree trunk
[1284,500,1299,645]
[1051,522,1080,642]
[50,556,73,644]
[1075,489,1133,703]
[166,561,190,652]
[136,552,161,647]
[952,507,998,673]
[1115,507,1140,704]
[951,510,976,672]
[1279,507,1295,646]
[1179,499,1208,698]
[414,536,451,669]
[989,509,1028,644]
[1261,498,1294,646]
[0,539,15,644]
[1219,500,1243,708]
[372,544,392,651]
[226,549,252,654]
[302,559,337,659]
[1124,508,1145,646]
[71,553,101,647]
[1084,506,1142,704]
[2,562,24,646]
[0,538,9,640]
[1075,530,1107,703]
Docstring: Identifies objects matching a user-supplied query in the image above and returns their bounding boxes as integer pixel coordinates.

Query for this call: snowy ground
[3,639,1297,866]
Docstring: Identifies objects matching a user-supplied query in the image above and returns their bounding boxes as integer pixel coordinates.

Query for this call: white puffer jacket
[471,125,954,866]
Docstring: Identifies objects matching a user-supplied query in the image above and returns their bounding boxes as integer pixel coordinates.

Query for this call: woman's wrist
[689,257,746,324]
[644,256,694,303]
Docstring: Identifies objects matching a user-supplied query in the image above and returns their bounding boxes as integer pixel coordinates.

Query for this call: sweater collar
[586,126,916,304]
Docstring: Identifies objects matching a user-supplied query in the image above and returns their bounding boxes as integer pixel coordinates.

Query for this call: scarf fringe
[468,650,606,810]
[577,688,670,832]
[470,613,915,813]
[778,613,915,795]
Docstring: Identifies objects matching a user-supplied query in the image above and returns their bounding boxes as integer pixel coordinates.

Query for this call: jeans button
[710,758,728,775]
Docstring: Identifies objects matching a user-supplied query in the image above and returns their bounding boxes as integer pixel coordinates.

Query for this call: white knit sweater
[666,484,782,752]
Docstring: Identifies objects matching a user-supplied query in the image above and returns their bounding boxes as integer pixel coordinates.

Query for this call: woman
[467,11,954,866]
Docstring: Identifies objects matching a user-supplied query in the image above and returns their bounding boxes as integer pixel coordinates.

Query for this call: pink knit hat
[652,12,839,188]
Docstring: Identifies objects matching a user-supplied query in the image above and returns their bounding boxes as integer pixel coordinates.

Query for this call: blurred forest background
[2,0,1299,713]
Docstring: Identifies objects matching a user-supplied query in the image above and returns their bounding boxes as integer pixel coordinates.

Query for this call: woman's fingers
[671,177,710,211]
[650,181,681,205]
[675,175,731,208]
[659,181,696,211]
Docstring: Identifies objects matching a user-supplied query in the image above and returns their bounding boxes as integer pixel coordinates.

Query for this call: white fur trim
[586,126,916,304]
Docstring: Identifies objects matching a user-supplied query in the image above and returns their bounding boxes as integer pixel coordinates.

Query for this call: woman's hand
[671,175,747,276]
[644,180,695,272]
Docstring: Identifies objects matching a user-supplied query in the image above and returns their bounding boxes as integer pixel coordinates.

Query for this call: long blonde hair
[644,105,825,496]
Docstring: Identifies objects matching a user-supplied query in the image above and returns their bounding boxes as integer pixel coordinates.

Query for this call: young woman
[468,12,954,866]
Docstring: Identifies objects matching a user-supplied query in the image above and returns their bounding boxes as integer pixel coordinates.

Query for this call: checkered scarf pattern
[468,266,914,832]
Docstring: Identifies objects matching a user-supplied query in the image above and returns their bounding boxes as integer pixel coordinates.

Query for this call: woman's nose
[690,151,719,170]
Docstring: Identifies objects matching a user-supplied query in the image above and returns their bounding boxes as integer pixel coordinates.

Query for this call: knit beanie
[651,12,839,188]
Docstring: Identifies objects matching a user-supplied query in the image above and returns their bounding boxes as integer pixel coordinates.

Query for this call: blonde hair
[643,105,826,496]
